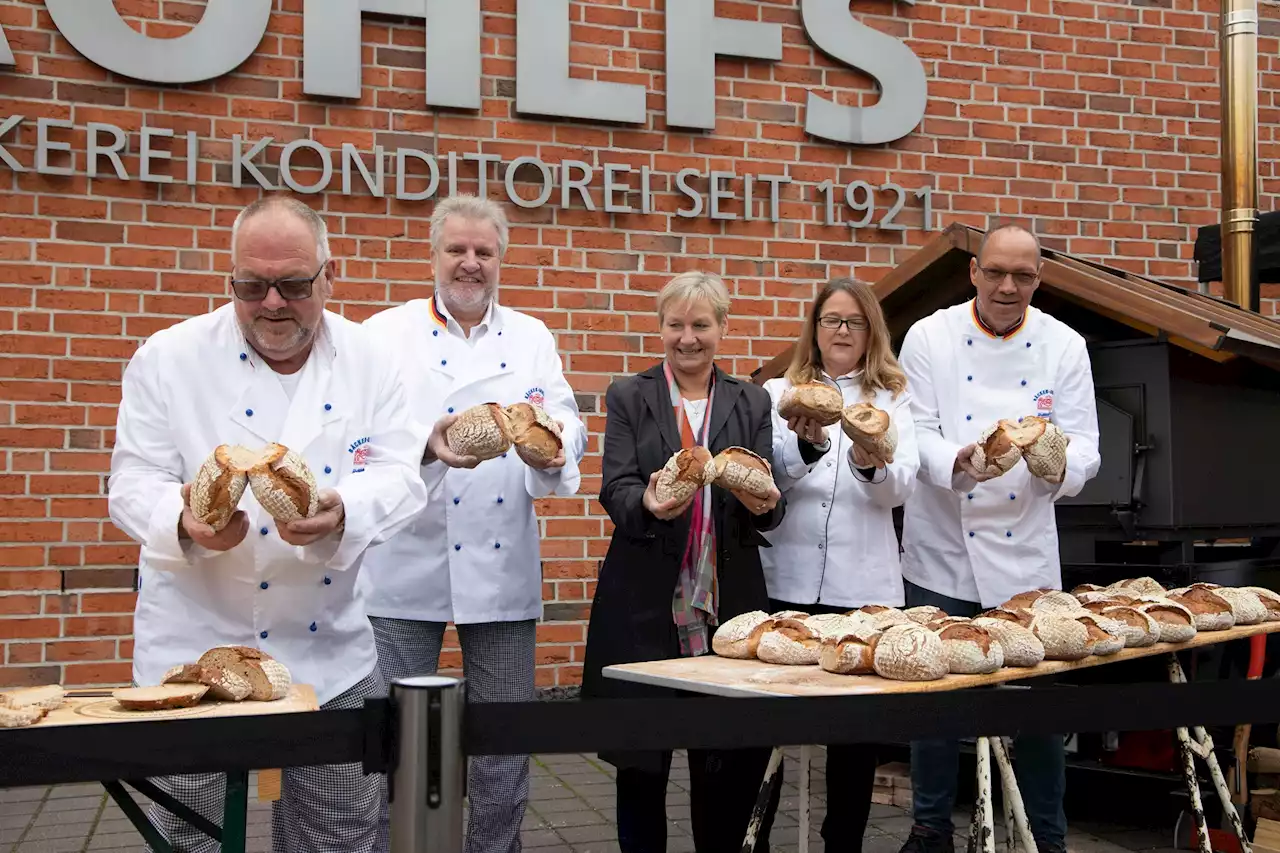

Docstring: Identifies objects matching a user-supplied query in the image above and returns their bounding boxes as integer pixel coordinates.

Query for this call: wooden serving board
[29,683,319,728]
[604,621,1280,698]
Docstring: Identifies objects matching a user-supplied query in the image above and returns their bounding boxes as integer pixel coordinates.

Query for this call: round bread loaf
[972,617,1045,667]
[756,618,822,666]
[711,610,775,659]
[859,605,912,631]
[819,626,881,675]
[1030,591,1086,615]
[1244,587,1280,622]
[771,609,811,620]
[0,684,65,713]
[1003,416,1069,483]
[978,607,1035,628]
[1098,605,1160,647]
[926,616,971,631]
[804,613,869,639]
[113,684,209,710]
[841,403,898,464]
[969,421,1023,478]
[1072,583,1104,595]
[937,623,1004,674]
[1076,613,1125,656]
[873,624,948,681]
[1078,591,1132,607]
[655,447,716,505]
[447,403,513,461]
[1002,589,1053,610]
[243,443,319,523]
[197,645,292,701]
[1168,587,1235,632]
[711,447,774,500]
[1106,577,1166,597]
[1135,598,1197,643]
[504,402,563,467]
[190,445,251,531]
[778,381,844,426]
[905,605,948,625]
[1211,587,1267,626]
[1030,613,1091,661]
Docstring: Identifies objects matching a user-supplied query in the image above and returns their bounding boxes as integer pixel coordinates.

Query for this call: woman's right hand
[642,471,694,521]
[787,415,827,446]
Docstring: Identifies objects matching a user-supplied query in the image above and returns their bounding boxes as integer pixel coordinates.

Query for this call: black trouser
[771,597,883,853]
[616,746,779,853]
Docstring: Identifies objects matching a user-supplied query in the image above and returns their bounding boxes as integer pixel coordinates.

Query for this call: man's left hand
[279,489,345,546]
[851,444,886,470]
[525,420,566,471]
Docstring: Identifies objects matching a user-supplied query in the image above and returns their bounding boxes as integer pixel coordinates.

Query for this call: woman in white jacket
[761,276,920,853]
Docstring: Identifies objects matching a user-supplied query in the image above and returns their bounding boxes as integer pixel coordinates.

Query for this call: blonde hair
[430,193,510,257]
[786,277,907,399]
[656,271,731,325]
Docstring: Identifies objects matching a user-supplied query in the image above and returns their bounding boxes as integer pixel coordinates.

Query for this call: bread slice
[114,684,208,710]
[244,443,319,522]
[938,623,1004,674]
[711,447,774,500]
[197,646,292,701]
[756,618,822,665]
[872,624,947,681]
[504,402,563,467]
[778,382,844,427]
[0,705,46,728]
[190,445,250,531]
[841,403,898,464]
[972,617,1045,667]
[447,403,513,461]
[711,611,775,659]
[0,684,65,712]
[655,447,716,505]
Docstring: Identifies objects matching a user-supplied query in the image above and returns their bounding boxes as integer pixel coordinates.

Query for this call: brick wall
[0,0,1277,690]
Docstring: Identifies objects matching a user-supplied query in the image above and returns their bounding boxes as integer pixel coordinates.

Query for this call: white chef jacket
[357,296,587,624]
[899,300,1102,608]
[107,304,430,705]
[760,372,920,608]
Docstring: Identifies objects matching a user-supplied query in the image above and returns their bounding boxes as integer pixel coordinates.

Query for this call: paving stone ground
[1,750,1182,853]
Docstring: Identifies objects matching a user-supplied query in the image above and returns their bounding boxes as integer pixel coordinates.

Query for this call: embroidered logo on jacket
[1034,389,1055,415]
[524,387,545,406]
[349,436,371,472]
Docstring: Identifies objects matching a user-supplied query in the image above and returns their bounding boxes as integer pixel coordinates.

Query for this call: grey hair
[230,196,331,263]
[430,194,510,257]
[977,222,1042,264]
[656,271,731,325]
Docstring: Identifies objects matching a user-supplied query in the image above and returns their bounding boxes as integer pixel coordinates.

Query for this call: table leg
[103,781,175,853]
[221,770,250,853]
[741,747,784,853]
[978,738,995,853]
[800,745,811,853]
[991,736,1037,853]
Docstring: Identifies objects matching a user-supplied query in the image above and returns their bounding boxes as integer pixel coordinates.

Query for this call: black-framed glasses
[978,265,1039,288]
[230,265,326,302]
[818,315,869,332]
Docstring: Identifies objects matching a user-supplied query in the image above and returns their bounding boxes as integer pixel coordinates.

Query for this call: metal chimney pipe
[1219,0,1260,313]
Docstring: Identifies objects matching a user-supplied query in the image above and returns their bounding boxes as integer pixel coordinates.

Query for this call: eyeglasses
[978,265,1039,288]
[818,315,869,332]
[230,265,326,302]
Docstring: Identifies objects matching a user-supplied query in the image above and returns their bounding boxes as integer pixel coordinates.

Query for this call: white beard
[438,280,494,317]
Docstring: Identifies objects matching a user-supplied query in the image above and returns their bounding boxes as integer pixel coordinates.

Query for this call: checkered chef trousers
[143,670,388,853]
[369,616,536,853]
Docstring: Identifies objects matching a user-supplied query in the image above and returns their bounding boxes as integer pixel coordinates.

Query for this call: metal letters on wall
[0,1,927,145]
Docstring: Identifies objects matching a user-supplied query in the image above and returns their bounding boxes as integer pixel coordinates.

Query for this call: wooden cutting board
[29,683,319,728]
[604,621,1280,698]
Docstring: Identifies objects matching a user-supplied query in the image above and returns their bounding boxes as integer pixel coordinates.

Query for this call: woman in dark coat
[581,270,786,853]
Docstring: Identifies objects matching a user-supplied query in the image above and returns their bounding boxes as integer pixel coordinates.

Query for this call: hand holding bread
[777,381,844,426]
[786,415,828,446]
[711,447,779,514]
[277,488,345,546]
[186,443,321,543]
[181,482,251,551]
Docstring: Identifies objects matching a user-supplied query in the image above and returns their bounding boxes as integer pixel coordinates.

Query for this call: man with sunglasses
[895,223,1101,853]
[108,196,429,853]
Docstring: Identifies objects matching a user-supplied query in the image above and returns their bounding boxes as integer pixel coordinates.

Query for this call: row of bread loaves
[108,646,294,711]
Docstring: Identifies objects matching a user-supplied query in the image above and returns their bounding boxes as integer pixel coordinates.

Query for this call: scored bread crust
[447,403,514,462]
[841,403,898,464]
[1005,416,1069,483]
[711,610,775,660]
[970,421,1023,478]
[1076,613,1125,656]
[1031,613,1091,661]
[1001,589,1052,610]
[938,623,1004,674]
[1135,598,1197,643]
[819,627,882,675]
[1098,605,1160,647]
[859,605,912,631]
[1211,587,1268,626]
[246,443,318,522]
[972,617,1045,667]
[1072,583,1105,595]
[804,613,869,639]
[1106,577,1166,597]
[190,445,250,531]
[1168,587,1236,632]
[978,607,1035,628]
[655,447,716,505]
[904,605,948,625]
[164,662,253,701]
[1244,587,1280,622]
[1030,591,1086,615]
[113,684,209,710]
[872,624,948,681]
[504,402,563,467]
[0,684,65,712]
[712,447,774,500]
[756,619,822,665]
[778,382,844,427]
[771,609,811,621]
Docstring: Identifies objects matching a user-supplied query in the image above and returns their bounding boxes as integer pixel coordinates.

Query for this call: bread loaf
[711,447,775,500]
[1168,587,1235,632]
[1030,613,1091,661]
[778,382,844,426]
[841,403,898,464]
[859,605,912,631]
[1072,583,1104,595]
[1002,589,1053,610]
[938,623,1004,674]
[804,613,869,639]
[197,646,291,701]
[1078,591,1134,607]
[872,624,948,681]
[190,445,251,531]
[1211,587,1267,626]
[711,611,775,659]
[1106,577,1166,597]
[504,402,563,467]
[447,403,513,461]
[0,705,46,728]
[771,609,811,621]
[1003,416,1069,483]
[1098,605,1160,648]
[756,618,822,666]
[904,605,948,625]
[978,607,1034,628]
[819,626,882,675]
[972,617,1045,667]
[655,447,716,505]
[1076,614,1125,656]
[244,443,319,522]
[1244,587,1280,622]
[926,616,971,631]
[0,684,65,712]
[1135,598,1197,643]
[113,684,209,710]
[969,421,1023,478]
[164,662,254,701]
[1030,591,1086,615]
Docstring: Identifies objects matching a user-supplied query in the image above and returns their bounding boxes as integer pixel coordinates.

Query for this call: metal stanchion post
[389,676,466,853]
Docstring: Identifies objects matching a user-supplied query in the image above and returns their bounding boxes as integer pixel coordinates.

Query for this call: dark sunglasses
[230,265,326,302]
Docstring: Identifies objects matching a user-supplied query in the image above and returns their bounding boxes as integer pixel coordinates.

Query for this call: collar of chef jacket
[233,308,339,371]
[431,294,502,342]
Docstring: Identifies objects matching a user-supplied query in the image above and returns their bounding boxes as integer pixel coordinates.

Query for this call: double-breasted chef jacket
[108,304,431,705]
[581,365,785,737]
[898,300,1102,608]
[358,296,586,625]
[761,372,920,608]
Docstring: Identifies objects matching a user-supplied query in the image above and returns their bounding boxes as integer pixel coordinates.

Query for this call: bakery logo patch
[524,387,545,406]
[348,436,371,472]
[1034,389,1055,414]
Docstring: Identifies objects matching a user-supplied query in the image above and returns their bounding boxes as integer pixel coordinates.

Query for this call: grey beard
[438,281,493,316]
